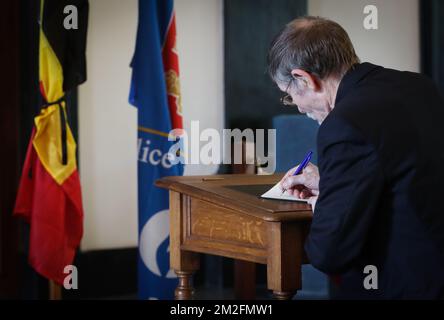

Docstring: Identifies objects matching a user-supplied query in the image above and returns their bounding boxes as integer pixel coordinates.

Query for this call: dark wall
[224,0,307,130]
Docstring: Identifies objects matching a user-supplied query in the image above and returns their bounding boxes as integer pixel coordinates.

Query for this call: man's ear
[291,69,321,91]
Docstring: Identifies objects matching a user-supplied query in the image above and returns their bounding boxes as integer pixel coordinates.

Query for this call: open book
[260,182,309,202]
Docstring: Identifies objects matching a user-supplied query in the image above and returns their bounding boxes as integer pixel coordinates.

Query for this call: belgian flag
[14,0,88,285]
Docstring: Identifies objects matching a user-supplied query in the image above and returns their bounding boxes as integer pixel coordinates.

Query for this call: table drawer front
[188,198,266,248]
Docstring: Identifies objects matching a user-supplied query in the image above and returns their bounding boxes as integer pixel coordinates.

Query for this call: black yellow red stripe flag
[14,0,88,285]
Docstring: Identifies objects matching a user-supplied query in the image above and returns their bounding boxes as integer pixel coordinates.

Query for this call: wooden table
[155,174,313,300]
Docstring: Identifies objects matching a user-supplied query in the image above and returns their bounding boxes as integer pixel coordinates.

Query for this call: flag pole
[49,280,62,300]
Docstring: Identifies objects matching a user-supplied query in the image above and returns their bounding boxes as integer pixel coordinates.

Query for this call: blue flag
[129,0,183,300]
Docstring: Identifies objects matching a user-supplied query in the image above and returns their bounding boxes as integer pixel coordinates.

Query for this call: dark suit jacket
[305,63,444,299]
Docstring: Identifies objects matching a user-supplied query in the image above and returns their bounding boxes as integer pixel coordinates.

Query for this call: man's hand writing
[280,162,320,200]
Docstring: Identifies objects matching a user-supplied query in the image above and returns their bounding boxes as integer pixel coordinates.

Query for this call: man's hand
[280,162,320,200]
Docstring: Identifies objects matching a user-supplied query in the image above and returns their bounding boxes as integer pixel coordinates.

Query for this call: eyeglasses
[280,79,294,106]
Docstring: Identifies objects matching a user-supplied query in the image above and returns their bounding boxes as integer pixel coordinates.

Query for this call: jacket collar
[335,62,381,105]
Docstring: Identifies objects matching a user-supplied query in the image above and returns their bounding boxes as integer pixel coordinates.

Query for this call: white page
[260,182,309,202]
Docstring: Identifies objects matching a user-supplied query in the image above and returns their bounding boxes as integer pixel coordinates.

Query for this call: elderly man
[268,16,444,299]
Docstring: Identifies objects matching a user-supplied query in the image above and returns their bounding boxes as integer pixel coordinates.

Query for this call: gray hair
[267,16,360,85]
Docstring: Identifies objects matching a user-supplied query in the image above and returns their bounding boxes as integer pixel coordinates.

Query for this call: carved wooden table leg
[170,191,200,300]
[175,271,195,300]
[267,222,302,300]
[272,290,296,300]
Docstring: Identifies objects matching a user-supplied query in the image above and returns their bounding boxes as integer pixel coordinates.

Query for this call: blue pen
[282,150,313,194]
